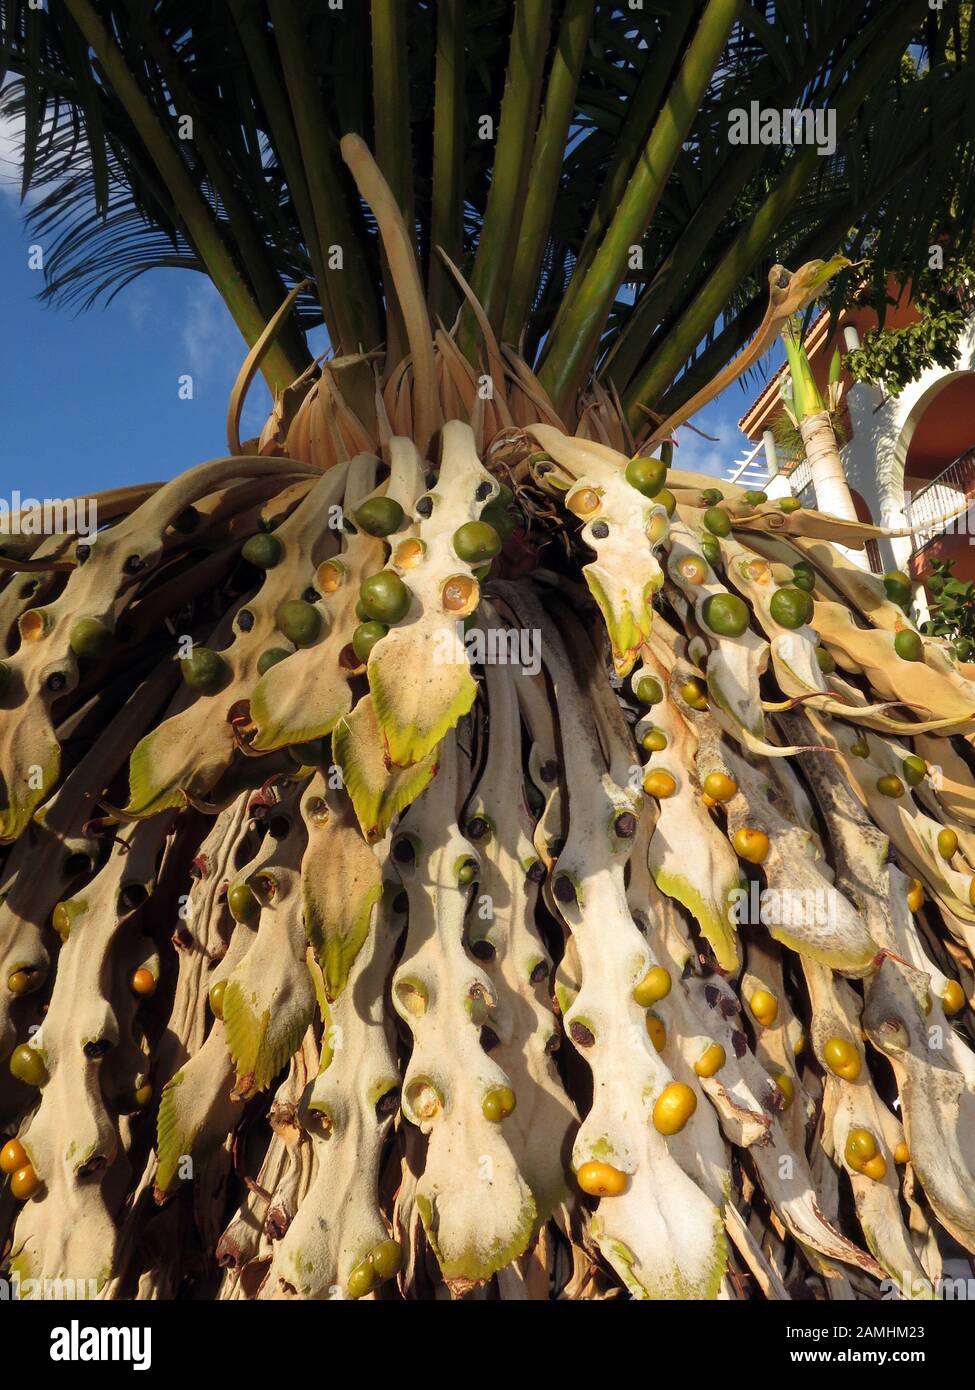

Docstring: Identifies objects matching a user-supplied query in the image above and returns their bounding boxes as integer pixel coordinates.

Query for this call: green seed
[227,882,260,925]
[700,488,723,507]
[369,1239,403,1281]
[883,570,913,607]
[849,736,869,758]
[257,647,291,676]
[938,828,959,860]
[699,535,721,567]
[641,728,668,752]
[180,647,227,693]
[634,676,663,705]
[10,1044,46,1088]
[208,980,227,1019]
[69,618,113,661]
[702,593,749,638]
[359,572,411,623]
[275,599,322,647]
[452,521,502,564]
[625,456,668,498]
[792,570,815,593]
[902,755,926,786]
[657,488,677,517]
[355,497,404,537]
[779,497,801,513]
[769,587,813,630]
[347,1260,377,1300]
[815,647,836,673]
[703,506,731,537]
[457,857,478,885]
[743,490,768,506]
[482,1086,517,1122]
[353,621,389,664]
[241,533,284,569]
[894,629,922,662]
[877,775,905,798]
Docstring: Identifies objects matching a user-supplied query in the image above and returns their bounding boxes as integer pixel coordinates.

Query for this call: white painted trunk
[799,410,858,522]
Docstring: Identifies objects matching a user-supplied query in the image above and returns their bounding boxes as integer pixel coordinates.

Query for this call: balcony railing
[905,446,975,554]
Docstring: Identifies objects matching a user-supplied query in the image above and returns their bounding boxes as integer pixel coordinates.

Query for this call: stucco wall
[840,319,975,575]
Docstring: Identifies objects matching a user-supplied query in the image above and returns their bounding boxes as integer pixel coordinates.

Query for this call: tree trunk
[799,410,858,522]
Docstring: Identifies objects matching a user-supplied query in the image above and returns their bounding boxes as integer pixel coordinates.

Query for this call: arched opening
[892,371,975,584]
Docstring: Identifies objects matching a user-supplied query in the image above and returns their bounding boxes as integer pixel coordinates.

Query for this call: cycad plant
[2,0,975,1302]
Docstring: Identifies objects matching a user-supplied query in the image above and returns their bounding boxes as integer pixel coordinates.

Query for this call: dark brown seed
[614,812,637,838]
[591,521,609,539]
[526,861,546,884]
[569,1021,595,1047]
[553,874,576,903]
[539,760,558,783]
[470,939,495,962]
[480,1026,501,1052]
[375,1088,401,1118]
[530,960,549,984]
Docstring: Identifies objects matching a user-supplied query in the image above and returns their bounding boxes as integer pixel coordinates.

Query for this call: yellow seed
[823,1035,861,1081]
[942,979,966,1016]
[568,487,601,518]
[906,878,924,913]
[7,970,32,995]
[645,1015,666,1051]
[937,828,959,860]
[694,1042,726,1078]
[845,1128,878,1169]
[773,1072,794,1108]
[641,727,668,752]
[316,559,345,593]
[633,966,671,1007]
[750,988,778,1026]
[652,1082,697,1135]
[893,1140,910,1165]
[861,1153,887,1182]
[677,554,708,585]
[441,574,479,615]
[702,772,737,803]
[576,1160,628,1197]
[392,538,425,569]
[733,828,770,864]
[643,769,677,799]
[0,1139,28,1175]
[680,678,708,711]
[130,968,156,997]
[10,1163,40,1200]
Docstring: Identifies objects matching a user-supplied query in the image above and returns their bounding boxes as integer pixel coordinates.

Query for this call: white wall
[841,319,975,574]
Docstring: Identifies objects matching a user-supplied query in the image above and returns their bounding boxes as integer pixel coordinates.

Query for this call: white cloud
[180,280,243,386]
[179,279,272,429]
[670,403,750,480]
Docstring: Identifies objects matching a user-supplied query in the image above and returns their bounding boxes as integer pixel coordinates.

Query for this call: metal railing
[905,446,975,553]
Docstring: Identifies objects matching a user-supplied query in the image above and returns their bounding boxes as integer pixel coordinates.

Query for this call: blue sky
[0,149,766,497]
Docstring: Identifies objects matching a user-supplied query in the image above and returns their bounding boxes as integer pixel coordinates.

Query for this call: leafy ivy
[922,556,975,660]
[845,253,975,396]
